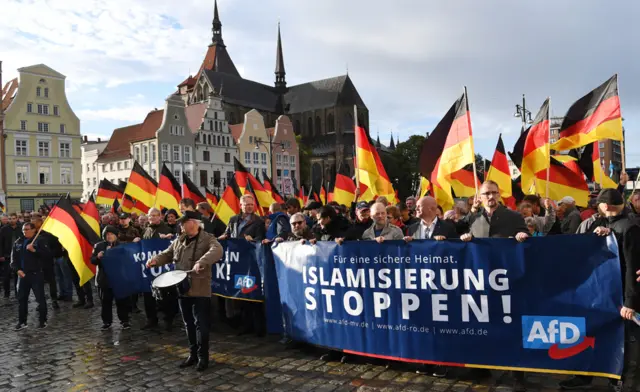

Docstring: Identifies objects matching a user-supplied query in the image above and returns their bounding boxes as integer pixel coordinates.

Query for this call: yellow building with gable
[1,64,82,212]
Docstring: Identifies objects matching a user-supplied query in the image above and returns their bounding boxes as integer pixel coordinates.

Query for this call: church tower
[274,22,287,92]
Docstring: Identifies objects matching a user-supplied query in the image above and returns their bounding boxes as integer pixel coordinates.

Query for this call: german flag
[319,183,327,205]
[419,90,475,207]
[0,201,5,213]
[205,188,219,210]
[121,194,135,213]
[233,158,274,211]
[132,199,150,215]
[72,203,83,215]
[355,124,395,201]
[419,176,430,198]
[332,174,356,207]
[486,135,516,209]
[449,164,481,198]
[551,75,623,151]
[182,172,206,204]
[110,198,120,214]
[81,193,101,235]
[41,196,100,286]
[297,186,305,207]
[534,157,590,207]
[577,142,618,189]
[214,178,242,225]
[96,179,123,205]
[262,173,284,204]
[156,164,182,214]
[521,98,550,194]
[124,162,157,209]
[244,179,265,216]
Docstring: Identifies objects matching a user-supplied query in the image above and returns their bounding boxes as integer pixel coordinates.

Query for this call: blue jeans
[54,257,73,298]
[18,271,47,324]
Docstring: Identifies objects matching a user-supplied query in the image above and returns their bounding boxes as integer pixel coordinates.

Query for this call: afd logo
[234,275,258,294]
[522,316,595,360]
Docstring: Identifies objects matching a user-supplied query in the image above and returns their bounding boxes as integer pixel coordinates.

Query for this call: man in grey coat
[558,196,582,234]
[361,202,404,242]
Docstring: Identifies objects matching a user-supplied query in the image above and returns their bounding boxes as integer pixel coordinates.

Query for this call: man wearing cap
[561,188,640,391]
[117,213,141,243]
[557,196,581,234]
[343,201,373,241]
[303,201,323,224]
[147,210,223,371]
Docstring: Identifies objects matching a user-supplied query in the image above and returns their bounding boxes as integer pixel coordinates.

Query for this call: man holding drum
[146,210,223,371]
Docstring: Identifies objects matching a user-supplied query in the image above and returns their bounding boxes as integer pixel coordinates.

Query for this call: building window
[37,104,49,115]
[276,154,281,165]
[60,124,66,134]
[208,134,212,145]
[38,122,49,133]
[36,87,41,97]
[184,146,191,162]
[244,151,251,164]
[224,152,230,163]
[261,153,267,165]
[200,170,208,187]
[599,142,605,149]
[209,120,214,131]
[124,161,129,169]
[217,135,221,145]
[53,106,59,116]
[150,143,156,162]
[60,166,72,185]
[39,166,51,184]
[15,140,27,156]
[600,151,605,158]
[214,112,218,120]
[27,103,33,113]
[38,141,50,157]
[151,169,156,179]
[203,150,210,162]
[93,178,97,186]
[85,164,89,173]
[117,162,122,170]
[290,156,296,167]
[249,136,253,144]
[133,146,139,162]
[161,144,169,161]
[174,169,181,181]
[110,163,114,171]
[143,145,148,163]
[173,145,181,161]
[185,170,191,178]
[16,164,29,184]
[44,87,49,98]
[20,120,27,131]
[59,142,71,158]
[227,171,234,182]
[253,152,259,165]
[213,171,221,187]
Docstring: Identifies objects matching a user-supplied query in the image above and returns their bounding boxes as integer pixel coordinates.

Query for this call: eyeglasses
[291,221,304,226]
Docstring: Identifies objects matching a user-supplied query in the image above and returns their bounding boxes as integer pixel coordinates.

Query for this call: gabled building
[1,64,82,212]
[81,136,108,201]
[179,0,368,188]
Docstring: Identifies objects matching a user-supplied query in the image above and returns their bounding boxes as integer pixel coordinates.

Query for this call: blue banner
[271,235,624,378]
[101,239,264,302]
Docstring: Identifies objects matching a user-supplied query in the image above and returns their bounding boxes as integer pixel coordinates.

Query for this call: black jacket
[91,240,120,289]
[406,218,458,239]
[561,206,582,234]
[143,222,173,240]
[0,223,23,260]
[223,213,266,240]
[577,212,640,310]
[344,218,371,241]
[10,235,51,273]
[313,216,349,241]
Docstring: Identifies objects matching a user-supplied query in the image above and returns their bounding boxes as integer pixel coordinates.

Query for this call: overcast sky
[3,0,640,168]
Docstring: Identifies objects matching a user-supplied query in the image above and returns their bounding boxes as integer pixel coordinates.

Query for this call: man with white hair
[361,202,403,242]
[557,196,581,234]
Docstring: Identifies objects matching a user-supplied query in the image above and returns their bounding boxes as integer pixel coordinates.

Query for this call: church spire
[389,132,395,149]
[212,0,224,45]
[376,132,381,148]
[275,21,286,90]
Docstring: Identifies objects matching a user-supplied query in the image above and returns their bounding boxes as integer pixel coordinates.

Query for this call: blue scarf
[267,212,291,240]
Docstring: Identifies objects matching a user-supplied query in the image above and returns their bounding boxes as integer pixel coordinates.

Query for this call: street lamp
[254,129,287,181]
[514,94,533,132]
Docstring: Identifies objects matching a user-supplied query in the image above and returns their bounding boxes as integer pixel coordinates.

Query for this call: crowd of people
[1,182,639,390]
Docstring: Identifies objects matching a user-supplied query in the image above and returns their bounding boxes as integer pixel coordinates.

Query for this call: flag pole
[545,97,551,198]
[354,105,360,190]
[465,86,479,195]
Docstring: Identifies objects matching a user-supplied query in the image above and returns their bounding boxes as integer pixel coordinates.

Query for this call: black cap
[597,189,624,205]
[102,225,119,239]
[303,201,323,211]
[118,212,130,219]
[177,210,201,223]
[356,201,370,210]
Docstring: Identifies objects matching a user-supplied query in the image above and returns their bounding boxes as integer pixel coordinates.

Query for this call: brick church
[178,0,369,188]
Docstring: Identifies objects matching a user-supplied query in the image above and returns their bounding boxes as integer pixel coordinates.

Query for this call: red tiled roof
[97,109,164,162]
[178,75,196,88]
[229,123,244,143]
[185,103,207,134]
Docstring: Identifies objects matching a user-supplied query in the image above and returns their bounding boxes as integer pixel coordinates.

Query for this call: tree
[296,134,313,189]
[382,135,425,200]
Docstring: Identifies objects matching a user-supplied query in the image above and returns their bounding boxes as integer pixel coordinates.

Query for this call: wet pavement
[0,295,614,392]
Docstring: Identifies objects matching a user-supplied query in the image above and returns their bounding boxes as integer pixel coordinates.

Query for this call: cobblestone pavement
[0,295,613,392]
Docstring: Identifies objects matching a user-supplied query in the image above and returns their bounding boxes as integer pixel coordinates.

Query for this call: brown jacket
[154,229,223,297]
